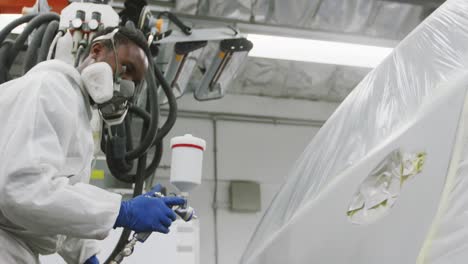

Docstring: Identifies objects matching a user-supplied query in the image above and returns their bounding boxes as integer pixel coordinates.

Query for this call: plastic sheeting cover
[228,58,370,102]
[176,0,423,39]
[241,0,468,262]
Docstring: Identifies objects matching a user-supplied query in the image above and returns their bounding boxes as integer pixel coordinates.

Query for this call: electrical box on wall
[230,180,261,212]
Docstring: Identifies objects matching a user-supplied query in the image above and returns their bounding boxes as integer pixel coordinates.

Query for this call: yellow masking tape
[156,19,164,33]
[91,170,105,180]
[218,51,226,59]
[175,54,184,62]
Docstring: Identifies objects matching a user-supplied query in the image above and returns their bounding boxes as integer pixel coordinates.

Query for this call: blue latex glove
[84,255,99,264]
[145,183,164,196]
[114,184,185,233]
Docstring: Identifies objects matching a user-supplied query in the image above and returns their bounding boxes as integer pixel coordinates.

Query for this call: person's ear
[90,42,105,60]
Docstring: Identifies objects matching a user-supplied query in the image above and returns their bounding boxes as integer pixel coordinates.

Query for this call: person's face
[89,40,149,84]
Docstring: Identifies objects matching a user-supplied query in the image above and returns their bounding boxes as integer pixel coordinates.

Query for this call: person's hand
[144,183,164,196]
[84,255,99,264]
[114,184,185,233]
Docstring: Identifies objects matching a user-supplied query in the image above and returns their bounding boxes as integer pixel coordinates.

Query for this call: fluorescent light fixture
[247,33,393,68]
[0,14,25,34]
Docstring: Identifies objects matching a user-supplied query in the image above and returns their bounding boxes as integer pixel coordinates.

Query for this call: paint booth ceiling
[10,0,440,103]
[169,0,439,102]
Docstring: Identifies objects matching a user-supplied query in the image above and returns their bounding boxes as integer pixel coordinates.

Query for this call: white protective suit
[0,60,122,263]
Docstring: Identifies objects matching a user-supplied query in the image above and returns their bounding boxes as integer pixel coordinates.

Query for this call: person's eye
[121,64,128,74]
[126,64,135,73]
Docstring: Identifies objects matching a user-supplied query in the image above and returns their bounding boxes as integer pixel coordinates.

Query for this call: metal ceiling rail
[160,109,326,128]
[172,13,398,48]
[379,0,446,8]
[109,1,399,48]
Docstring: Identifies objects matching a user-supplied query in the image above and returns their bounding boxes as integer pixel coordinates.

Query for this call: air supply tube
[103,54,179,182]
[0,13,60,84]
[99,22,181,261]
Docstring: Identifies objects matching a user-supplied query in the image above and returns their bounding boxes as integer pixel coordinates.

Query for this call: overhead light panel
[159,41,207,104]
[194,38,253,101]
[247,33,393,68]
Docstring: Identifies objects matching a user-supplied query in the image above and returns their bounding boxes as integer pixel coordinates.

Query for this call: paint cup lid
[170,134,206,151]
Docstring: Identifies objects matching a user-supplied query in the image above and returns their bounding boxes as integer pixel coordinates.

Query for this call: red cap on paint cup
[170,134,206,151]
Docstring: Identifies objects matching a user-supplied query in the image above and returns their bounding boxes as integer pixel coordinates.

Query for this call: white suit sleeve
[57,236,100,264]
[0,75,121,240]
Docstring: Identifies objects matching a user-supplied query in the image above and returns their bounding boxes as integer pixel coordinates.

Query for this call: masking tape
[91,169,105,180]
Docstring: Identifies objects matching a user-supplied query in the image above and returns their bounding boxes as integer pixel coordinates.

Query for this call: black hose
[115,138,164,182]
[105,124,134,181]
[133,151,148,197]
[110,65,175,181]
[135,65,177,179]
[104,94,151,264]
[5,13,60,70]
[106,121,156,182]
[100,116,137,157]
[125,63,159,160]
[0,14,36,45]
[37,20,59,63]
[23,23,48,74]
[99,42,161,178]
[103,28,166,174]
[0,40,14,84]
[101,23,177,260]
[107,229,131,264]
[104,127,164,262]
[129,104,151,122]
[107,63,177,182]
[104,150,148,264]
[106,61,178,182]
[140,139,163,178]
[106,156,133,183]
[105,61,159,182]
[153,65,177,142]
[102,15,179,263]
[0,14,37,83]
[124,115,134,152]
[106,131,163,183]
[121,64,177,179]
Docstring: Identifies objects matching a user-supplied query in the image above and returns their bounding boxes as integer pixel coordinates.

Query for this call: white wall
[215,121,318,264]
[153,94,338,264]
[41,94,338,264]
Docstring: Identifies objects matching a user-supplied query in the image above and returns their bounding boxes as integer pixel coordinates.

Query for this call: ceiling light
[247,33,394,68]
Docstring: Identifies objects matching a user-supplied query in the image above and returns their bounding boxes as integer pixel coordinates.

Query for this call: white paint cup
[170,134,206,193]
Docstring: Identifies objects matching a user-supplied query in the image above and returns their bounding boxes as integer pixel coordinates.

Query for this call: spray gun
[110,134,206,264]
[109,191,197,264]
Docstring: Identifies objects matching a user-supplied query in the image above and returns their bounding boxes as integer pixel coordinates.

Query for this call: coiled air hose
[103,48,180,263]
[23,23,48,73]
[37,20,59,62]
[0,13,60,84]
[103,60,178,183]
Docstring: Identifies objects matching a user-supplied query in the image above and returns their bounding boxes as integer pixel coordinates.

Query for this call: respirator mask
[82,28,136,126]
